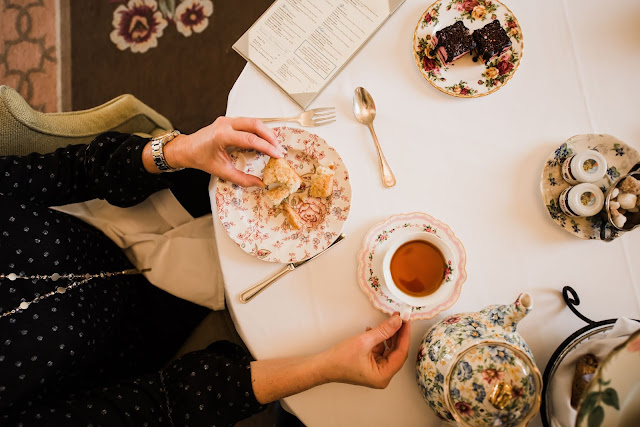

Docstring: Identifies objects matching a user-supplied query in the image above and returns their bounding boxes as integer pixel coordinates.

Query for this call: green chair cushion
[0,85,173,156]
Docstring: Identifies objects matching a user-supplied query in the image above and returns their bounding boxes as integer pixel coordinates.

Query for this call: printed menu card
[233,0,405,108]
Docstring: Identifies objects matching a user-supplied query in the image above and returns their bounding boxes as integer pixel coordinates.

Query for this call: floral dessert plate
[540,134,640,241]
[215,127,351,263]
[356,212,467,320]
[413,0,524,98]
[576,329,640,427]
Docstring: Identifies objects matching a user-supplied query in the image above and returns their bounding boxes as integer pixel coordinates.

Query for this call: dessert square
[309,164,335,198]
[472,20,512,63]
[263,157,302,206]
[429,20,475,64]
[283,202,303,229]
[266,185,291,206]
[263,158,301,191]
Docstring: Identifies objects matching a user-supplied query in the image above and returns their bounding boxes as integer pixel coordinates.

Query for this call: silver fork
[257,107,336,127]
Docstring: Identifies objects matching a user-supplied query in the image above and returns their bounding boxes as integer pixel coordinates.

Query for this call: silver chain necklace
[0,268,149,318]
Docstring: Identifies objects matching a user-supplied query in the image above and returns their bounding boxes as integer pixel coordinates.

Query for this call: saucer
[215,127,351,263]
[356,213,467,320]
[413,0,524,98]
[540,134,640,241]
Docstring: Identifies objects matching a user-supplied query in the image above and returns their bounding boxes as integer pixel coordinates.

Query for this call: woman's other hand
[249,314,411,404]
[321,313,411,389]
[160,117,285,187]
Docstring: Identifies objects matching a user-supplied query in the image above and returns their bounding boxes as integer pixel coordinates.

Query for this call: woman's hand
[249,314,411,404]
[150,117,285,187]
[320,314,411,389]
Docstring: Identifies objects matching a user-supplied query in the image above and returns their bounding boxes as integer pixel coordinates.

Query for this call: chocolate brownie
[472,20,512,63]
[429,20,475,64]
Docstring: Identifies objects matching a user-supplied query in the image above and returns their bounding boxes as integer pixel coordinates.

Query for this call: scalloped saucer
[356,213,467,320]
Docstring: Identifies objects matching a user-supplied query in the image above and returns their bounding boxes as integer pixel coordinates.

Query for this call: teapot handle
[562,286,595,325]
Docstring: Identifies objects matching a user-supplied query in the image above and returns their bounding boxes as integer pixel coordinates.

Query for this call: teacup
[382,231,456,308]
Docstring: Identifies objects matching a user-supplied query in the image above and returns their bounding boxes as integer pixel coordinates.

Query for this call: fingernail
[390,316,402,327]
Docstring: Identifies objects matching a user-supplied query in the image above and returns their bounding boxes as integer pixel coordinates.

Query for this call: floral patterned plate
[576,329,640,427]
[356,213,467,320]
[215,127,351,263]
[540,134,640,241]
[413,0,523,98]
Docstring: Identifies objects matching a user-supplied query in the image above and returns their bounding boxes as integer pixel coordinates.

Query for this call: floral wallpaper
[109,0,214,53]
[0,0,58,112]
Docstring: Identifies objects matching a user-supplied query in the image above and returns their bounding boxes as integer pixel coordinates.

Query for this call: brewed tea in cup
[382,232,455,307]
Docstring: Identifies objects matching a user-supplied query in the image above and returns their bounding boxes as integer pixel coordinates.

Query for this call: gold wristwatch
[150,130,184,172]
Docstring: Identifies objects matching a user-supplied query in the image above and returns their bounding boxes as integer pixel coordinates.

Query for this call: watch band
[150,130,183,172]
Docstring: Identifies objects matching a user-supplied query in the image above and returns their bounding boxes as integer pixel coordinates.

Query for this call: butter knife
[239,234,346,303]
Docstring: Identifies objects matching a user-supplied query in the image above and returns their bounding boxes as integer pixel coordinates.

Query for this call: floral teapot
[416,293,542,427]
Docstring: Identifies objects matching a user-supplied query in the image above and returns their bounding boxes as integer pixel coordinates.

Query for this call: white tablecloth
[209,1,640,425]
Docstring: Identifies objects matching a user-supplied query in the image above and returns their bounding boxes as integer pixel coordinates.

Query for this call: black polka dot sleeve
[0,132,171,208]
[5,341,266,427]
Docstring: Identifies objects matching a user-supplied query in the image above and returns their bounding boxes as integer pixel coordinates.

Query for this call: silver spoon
[352,87,396,188]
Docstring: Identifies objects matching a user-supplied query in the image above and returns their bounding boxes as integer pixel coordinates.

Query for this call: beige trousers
[53,190,224,311]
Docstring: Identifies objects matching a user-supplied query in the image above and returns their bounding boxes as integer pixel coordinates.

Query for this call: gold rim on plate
[412,0,525,98]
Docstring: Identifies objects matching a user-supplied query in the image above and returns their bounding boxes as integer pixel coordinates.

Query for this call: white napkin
[549,317,640,427]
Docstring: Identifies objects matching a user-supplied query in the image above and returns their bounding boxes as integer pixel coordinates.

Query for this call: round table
[209,0,640,425]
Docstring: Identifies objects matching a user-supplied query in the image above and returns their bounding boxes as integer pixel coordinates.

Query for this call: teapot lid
[445,342,542,427]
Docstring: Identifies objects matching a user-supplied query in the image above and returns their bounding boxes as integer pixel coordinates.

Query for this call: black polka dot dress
[0,133,265,426]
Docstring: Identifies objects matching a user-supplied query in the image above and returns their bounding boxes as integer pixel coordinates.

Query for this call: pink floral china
[416,293,542,426]
[215,127,351,263]
[413,0,524,98]
[356,212,467,321]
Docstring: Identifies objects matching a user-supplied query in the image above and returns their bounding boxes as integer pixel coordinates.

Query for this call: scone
[266,186,291,206]
[283,202,303,229]
[263,158,301,192]
[309,164,335,198]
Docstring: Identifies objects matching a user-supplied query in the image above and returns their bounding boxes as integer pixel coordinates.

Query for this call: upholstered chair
[0,85,172,156]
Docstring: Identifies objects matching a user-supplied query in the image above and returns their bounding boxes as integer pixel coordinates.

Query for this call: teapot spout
[504,293,533,330]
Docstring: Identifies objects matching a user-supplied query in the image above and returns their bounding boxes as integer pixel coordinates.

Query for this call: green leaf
[158,0,170,16]
[588,405,604,427]
[578,392,599,423]
[167,0,176,15]
[601,388,620,409]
